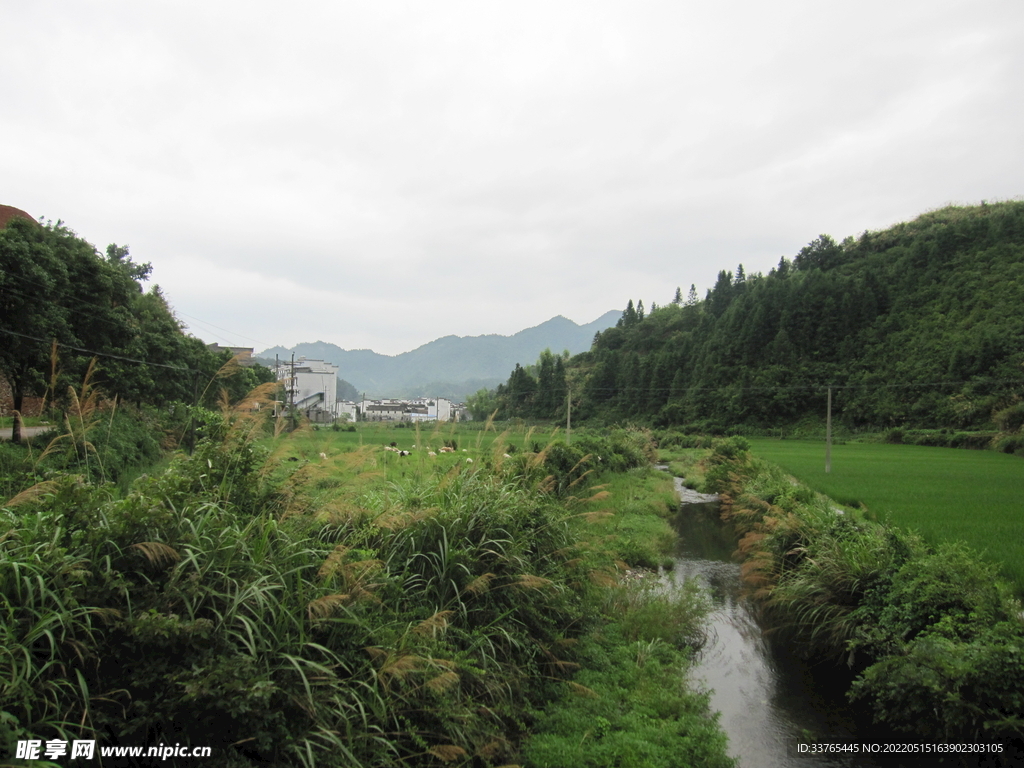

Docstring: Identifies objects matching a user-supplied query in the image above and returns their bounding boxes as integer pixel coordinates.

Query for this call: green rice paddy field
[746,439,1024,592]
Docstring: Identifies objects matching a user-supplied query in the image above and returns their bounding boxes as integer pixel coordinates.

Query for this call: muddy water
[668,480,887,768]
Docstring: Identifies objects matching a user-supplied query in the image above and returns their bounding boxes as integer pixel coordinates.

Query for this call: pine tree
[618,300,639,328]
[673,286,683,305]
[707,271,734,317]
[685,284,698,306]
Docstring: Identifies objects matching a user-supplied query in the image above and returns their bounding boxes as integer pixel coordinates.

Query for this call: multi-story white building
[277,358,339,421]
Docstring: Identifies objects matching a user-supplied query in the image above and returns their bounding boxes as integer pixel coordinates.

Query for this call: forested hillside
[493,202,1024,432]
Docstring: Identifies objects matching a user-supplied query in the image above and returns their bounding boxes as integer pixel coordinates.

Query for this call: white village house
[277,358,339,422]
[360,397,457,422]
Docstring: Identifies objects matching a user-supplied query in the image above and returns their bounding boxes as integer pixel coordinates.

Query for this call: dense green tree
[535,349,557,417]
[706,270,734,318]
[617,299,639,329]
[795,233,843,271]
[734,263,746,286]
[0,217,260,440]
[501,363,537,417]
[466,387,498,421]
[0,218,68,441]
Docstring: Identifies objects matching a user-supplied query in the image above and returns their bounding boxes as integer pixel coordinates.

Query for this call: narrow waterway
[668,478,886,768]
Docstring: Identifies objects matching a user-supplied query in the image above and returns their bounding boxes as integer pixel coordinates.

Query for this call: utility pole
[188,371,199,453]
[566,385,572,445]
[825,386,832,474]
[290,353,296,432]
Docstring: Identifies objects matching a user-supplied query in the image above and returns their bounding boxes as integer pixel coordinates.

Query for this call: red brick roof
[0,205,36,228]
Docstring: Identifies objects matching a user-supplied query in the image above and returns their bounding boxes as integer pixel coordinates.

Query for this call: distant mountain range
[257,311,620,401]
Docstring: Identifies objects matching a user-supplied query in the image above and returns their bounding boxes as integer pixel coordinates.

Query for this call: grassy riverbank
[746,439,1024,591]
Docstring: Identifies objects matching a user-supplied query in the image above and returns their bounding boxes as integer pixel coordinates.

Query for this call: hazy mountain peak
[257,311,619,399]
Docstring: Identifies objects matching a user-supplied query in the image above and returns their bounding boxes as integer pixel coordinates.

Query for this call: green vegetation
[695,438,1024,755]
[0,406,730,767]
[518,457,730,768]
[11,199,1024,764]
[1,210,730,766]
[522,621,730,768]
[491,201,1024,435]
[287,419,564,455]
[746,439,1024,590]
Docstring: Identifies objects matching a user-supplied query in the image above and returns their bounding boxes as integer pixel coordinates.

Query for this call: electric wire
[0,328,197,373]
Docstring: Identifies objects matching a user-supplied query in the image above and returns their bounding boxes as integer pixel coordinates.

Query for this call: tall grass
[0,418,626,765]
[1,412,734,766]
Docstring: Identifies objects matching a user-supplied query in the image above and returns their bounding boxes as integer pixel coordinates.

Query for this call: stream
[668,477,889,768]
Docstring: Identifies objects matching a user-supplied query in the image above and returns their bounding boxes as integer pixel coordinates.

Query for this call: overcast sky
[4,1,1022,356]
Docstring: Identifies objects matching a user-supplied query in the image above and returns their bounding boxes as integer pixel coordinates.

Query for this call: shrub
[993,401,1024,433]
[994,434,1024,455]
[864,543,1012,647]
[910,431,948,447]
[948,431,994,450]
[605,577,709,648]
[850,624,1024,743]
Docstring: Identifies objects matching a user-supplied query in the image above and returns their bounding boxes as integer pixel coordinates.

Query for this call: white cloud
[3,0,1022,357]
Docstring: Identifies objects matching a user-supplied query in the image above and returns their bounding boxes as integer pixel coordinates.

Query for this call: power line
[173,311,274,349]
[494,376,1024,400]
[0,328,197,372]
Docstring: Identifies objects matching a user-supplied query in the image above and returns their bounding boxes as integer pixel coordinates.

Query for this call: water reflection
[669,485,883,768]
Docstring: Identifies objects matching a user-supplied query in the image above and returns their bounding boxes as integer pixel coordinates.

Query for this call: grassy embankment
[745,439,1024,591]
[1,411,732,768]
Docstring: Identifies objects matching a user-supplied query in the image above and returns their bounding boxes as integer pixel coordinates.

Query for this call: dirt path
[0,425,53,441]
